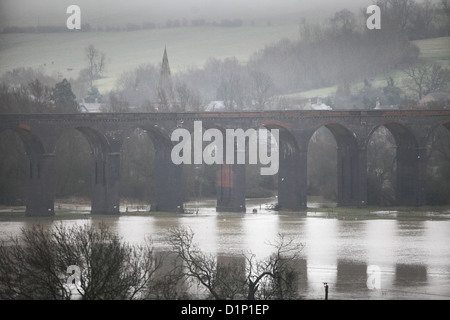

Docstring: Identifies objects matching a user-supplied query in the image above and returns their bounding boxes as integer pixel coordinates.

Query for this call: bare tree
[175,81,191,111]
[0,223,160,300]
[402,60,450,99]
[249,71,275,110]
[157,87,172,112]
[105,91,129,112]
[174,81,203,112]
[189,88,203,111]
[145,251,191,299]
[412,0,435,38]
[442,0,450,16]
[244,234,303,300]
[216,57,248,111]
[376,0,416,32]
[167,226,304,300]
[84,44,107,87]
[167,227,227,299]
[28,79,52,105]
[330,9,357,35]
[439,0,450,36]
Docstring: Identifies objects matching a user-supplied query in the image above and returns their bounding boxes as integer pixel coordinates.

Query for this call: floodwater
[1,198,450,300]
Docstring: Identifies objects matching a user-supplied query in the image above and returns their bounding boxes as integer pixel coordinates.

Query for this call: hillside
[0,24,448,99]
[0,24,301,92]
[284,36,450,101]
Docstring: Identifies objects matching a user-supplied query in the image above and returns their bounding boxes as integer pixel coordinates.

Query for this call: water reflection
[242,212,280,257]
[395,264,427,285]
[336,260,367,293]
[0,206,449,299]
[365,219,397,267]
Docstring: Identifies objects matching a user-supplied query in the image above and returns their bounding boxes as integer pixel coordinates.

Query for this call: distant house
[311,103,332,110]
[374,97,398,110]
[419,92,450,105]
[79,103,104,113]
[305,97,332,110]
[205,101,228,111]
[374,104,398,110]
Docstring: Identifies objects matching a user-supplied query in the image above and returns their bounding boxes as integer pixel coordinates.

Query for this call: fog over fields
[0,0,372,28]
[0,0,379,91]
[0,0,449,217]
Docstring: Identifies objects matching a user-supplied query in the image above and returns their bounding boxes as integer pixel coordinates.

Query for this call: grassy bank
[1,203,450,222]
[0,207,182,221]
[305,205,450,220]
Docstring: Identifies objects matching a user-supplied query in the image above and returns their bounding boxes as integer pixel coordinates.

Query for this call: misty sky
[0,0,373,28]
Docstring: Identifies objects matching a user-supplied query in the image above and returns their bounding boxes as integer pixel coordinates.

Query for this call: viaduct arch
[0,109,448,216]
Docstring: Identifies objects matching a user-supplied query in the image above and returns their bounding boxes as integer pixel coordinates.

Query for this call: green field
[0,24,300,92]
[284,36,450,101]
[414,36,450,67]
[0,22,448,97]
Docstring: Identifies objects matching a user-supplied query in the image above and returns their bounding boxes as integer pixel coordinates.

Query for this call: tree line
[1,2,449,114]
[2,0,449,39]
[2,18,249,34]
[0,1,449,206]
[105,1,450,112]
[0,223,303,300]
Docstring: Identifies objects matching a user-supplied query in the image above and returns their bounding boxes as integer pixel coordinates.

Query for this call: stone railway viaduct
[1,109,449,216]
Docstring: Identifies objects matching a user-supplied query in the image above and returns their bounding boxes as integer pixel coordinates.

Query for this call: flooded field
[1,197,449,300]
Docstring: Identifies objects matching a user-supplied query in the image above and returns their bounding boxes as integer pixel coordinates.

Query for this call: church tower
[158,47,174,110]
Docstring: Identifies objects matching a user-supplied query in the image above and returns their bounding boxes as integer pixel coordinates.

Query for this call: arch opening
[121,125,183,213]
[259,123,302,210]
[184,124,229,212]
[366,122,419,206]
[182,122,283,212]
[120,128,156,212]
[425,124,450,205]
[243,125,279,212]
[307,126,337,208]
[367,126,397,206]
[54,126,115,214]
[0,128,52,216]
[0,129,28,207]
[54,129,93,212]
[307,123,359,208]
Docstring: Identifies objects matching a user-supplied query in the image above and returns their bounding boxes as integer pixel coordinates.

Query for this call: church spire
[161,47,170,75]
[158,46,174,100]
